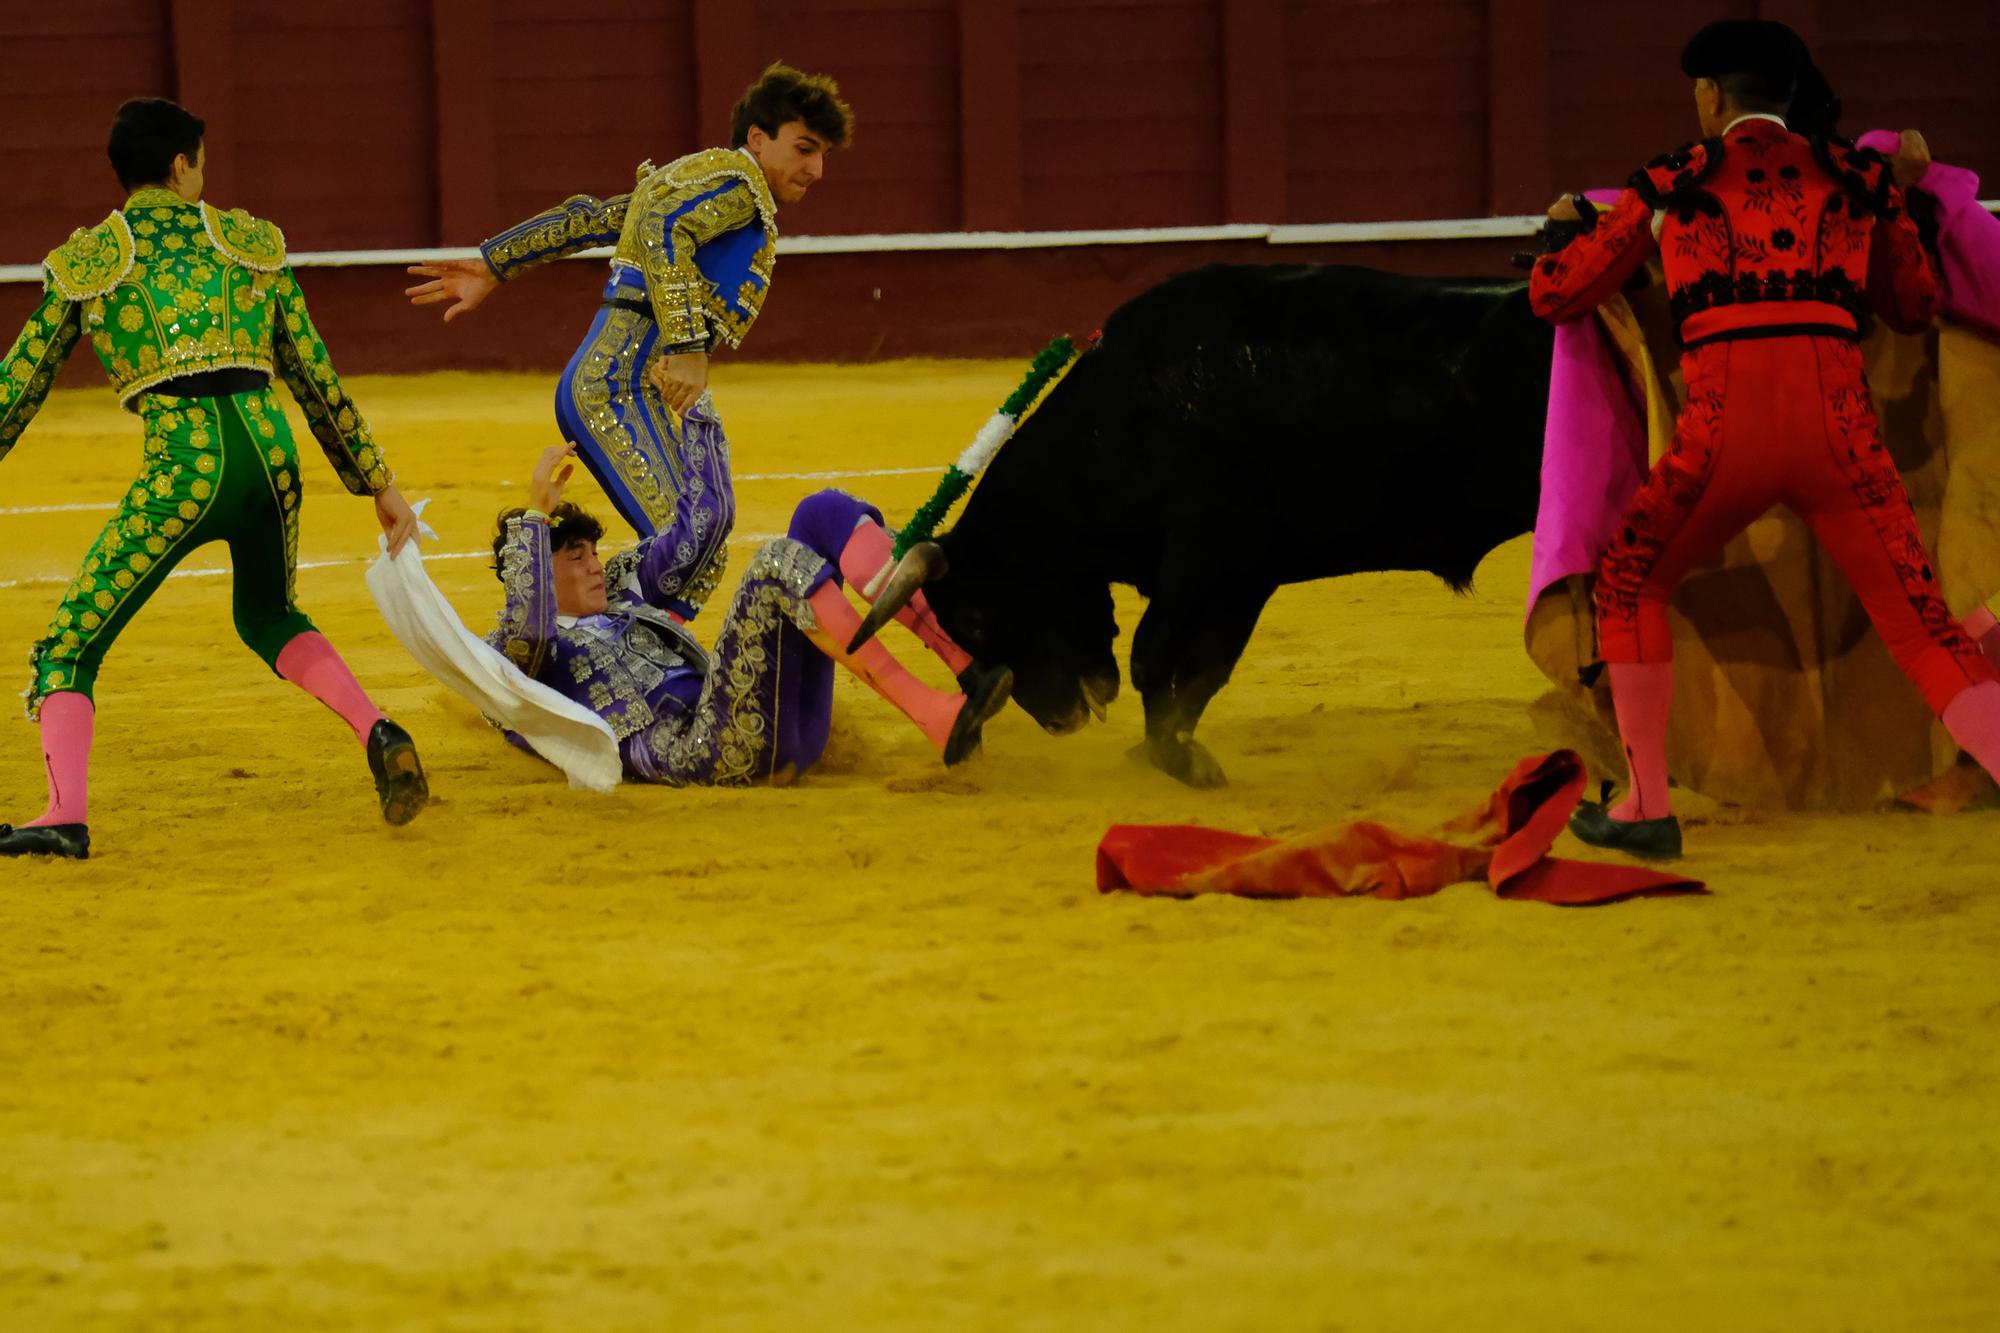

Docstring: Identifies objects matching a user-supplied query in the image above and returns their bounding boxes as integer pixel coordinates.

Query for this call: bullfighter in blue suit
[408,62,851,619]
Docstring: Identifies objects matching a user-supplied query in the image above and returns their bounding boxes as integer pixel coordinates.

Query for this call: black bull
[859,263,1556,787]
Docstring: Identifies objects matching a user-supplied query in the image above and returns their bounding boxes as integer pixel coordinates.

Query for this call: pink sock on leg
[1943,679,2000,781]
[276,632,386,744]
[1607,661,1675,821]
[903,591,973,676]
[836,517,895,593]
[837,519,974,676]
[26,691,93,828]
[1964,606,2000,670]
[805,583,963,751]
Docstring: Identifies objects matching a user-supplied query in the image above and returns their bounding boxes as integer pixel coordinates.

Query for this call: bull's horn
[1081,676,1112,722]
[846,541,948,653]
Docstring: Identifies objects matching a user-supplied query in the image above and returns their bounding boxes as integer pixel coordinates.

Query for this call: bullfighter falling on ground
[1529,19,2000,857]
[490,424,1011,785]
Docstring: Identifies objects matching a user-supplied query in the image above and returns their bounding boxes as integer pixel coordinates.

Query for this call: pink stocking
[1942,680,2000,782]
[26,691,94,828]
[276,632,386,744]
[1964,606,2000,671]
[804,583,963,751]
[838,519,974,675]
[1607,662,1675,821]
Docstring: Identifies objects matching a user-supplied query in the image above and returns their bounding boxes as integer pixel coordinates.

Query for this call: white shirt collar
[1723,113,1788,134]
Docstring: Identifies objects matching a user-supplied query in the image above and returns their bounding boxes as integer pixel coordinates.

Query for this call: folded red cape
[1096,751,1704,904]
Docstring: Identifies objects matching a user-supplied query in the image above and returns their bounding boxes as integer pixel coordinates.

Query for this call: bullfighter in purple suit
[489,428,1012,786]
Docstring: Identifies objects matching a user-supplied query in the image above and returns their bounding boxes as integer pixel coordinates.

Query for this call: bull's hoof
[1174,740,1229,789]
[1128,736,1229,789]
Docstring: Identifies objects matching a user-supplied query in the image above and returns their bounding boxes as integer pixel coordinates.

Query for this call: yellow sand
[1,366,1995,1331]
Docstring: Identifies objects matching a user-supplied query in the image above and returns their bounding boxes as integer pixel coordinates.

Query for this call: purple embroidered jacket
[487,511,714,741]
[488,396,737,738]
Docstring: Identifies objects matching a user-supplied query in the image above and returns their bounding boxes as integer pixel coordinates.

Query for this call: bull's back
[1101,264,1552,584]
[1104,264,1541,416]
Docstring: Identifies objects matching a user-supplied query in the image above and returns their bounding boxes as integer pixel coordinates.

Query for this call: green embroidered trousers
[27,385,315,716]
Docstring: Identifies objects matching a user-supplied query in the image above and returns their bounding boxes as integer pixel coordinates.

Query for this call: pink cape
[1526,139,2000,613]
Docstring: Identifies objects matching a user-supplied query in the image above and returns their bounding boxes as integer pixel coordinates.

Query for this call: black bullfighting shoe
[944,664,1014,767]
[1568,800,1682,860]
[366,719,430,826]
[0,822,90,859]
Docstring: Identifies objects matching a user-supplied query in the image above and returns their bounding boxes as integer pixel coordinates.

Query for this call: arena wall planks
[428,0,500,246]
[4,1,1999,264]
[490,2,698,242]
[956,0,1025,232]
[2,0,1997,369]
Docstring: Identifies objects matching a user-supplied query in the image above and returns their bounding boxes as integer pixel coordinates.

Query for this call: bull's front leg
[1135,673,1229,788]
[1127,588,1210,783]
[1127,585,1274,789]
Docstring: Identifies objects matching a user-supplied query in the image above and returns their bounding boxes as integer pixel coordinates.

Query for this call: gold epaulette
[201,203,287,272]
[44,213,136,301]
[640,147,779,239]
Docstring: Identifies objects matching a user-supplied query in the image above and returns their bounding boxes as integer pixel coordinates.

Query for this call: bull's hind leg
[1128,584,1275,788]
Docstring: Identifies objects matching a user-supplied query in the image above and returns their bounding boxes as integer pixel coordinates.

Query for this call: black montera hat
[1680,19,1807,93]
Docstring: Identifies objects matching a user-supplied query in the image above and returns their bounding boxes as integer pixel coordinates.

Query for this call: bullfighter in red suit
[1529,20,2000,857]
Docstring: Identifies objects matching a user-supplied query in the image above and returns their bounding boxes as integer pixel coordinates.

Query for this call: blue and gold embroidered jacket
[479,147,779,351]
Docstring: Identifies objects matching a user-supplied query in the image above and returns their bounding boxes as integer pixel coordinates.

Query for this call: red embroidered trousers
[1594,334,1995,715]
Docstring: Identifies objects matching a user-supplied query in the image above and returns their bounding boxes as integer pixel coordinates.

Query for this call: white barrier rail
[0,220,1484,281]
[9,206,1990,283]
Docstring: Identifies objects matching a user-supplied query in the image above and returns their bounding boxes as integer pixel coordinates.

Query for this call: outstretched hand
[375,485,420,556]
[406,258,499,322]
[530,443,578,514]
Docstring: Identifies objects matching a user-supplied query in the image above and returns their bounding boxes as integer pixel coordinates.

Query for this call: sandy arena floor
[1,365,1995,1330]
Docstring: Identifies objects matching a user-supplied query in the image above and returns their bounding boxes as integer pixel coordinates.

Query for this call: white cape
[365,522,621,793]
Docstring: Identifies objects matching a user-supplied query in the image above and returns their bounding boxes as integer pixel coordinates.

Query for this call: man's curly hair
[491,501,604,580]
[730,62,853,149]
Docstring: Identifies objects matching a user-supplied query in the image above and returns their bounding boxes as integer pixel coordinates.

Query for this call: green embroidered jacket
[0,187,391,495]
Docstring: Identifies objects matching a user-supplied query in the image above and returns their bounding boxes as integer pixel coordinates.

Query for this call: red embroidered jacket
[1530,118,1936,346]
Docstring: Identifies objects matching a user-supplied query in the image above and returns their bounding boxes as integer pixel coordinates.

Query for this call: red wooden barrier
[3,0,1994,261]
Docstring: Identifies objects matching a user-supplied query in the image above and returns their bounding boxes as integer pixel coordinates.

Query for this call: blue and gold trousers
[555,267,733,617]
